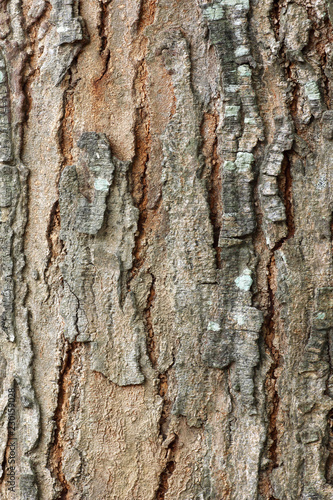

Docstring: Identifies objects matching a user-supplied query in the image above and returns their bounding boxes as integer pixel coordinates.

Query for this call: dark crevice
[266,253,280,469]
[130,147,149,279]
[58,72,78,174]
[200,111,222,269]
[48,341,79,500]
[95,49,110,83]
[331,211,333,257]
[98,0,110,54]
[157,355,175,444]
[256,247,282,500]
[262,148,295,480]
[261,148,295,485]
[155,434,178,500]
[127,0,159,288]
[270,0,281,40]
[286,63,301,131]
[144,274,157,367]
[273,150,295,253]
[158,372,172,441]
[127,58,151,287]
[46,71,79,281]
[326,334,333,397]
[95,0,111,82]
[209,125,222,269]
[325,409,333,484]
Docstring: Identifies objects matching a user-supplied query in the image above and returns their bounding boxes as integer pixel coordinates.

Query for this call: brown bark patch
[137,0,157,34]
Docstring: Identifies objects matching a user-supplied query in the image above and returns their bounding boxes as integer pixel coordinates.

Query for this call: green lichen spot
[225,105,240,117]
[304,81,321,101]
[222,0,249,7]
[208,321,221,332]
[94,178,110,191]
[238,65,251,78]
[224,161,236,171]
[235,152,254,172]
[203,5,224,20]
[235,46,249,58]
[235,268,253,291]
[235,313,246,326]
[244,116,256,125]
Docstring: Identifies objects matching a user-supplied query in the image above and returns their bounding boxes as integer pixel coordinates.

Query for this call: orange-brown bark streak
[130,58,152,278]
[137,0,157,34]
[129,0,157,283]
[201,112,222,268]
[144,276,157,366]
[49,342,79,499]
[59,86,75,170]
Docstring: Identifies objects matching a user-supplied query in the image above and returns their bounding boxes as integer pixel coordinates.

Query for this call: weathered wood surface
[0,0,332,498]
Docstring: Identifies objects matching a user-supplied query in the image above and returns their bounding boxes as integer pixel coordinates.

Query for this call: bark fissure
[48,340,80,500]
[266,254,281,470]
[96,0,111,82]
[128,0,157,285]
[261,148,295,487]
[275,151,295,248]
[326,408,333,484]
[270,0,281,40]
[48,341,79,499]
[59,79,76,172]
[156,435,178,500]
[2,0,333,498]
[58,71,84,188]
[45,200,62,277]
[158,370,172,442]
[144,274,156,367]
[200,111,222,269]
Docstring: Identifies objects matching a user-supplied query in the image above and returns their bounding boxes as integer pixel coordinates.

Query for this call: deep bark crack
[262,149,295,488]
[45,200,63,277]
[200,111,222,269]
[48,340,79,499]
[156,434,178,500]
[58,74,77,173]
[325,408,333,484]
[128,57,151,284]
[270,0,281,40]
[144,274,156,366]
[95,0,111,82]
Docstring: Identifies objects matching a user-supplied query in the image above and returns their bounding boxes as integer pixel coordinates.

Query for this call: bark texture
[0,0,332,498]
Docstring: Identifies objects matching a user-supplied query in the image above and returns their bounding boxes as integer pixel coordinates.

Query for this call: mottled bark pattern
[0,0,331,498]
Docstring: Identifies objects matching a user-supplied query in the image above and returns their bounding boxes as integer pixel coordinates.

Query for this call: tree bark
[0,0,332,498]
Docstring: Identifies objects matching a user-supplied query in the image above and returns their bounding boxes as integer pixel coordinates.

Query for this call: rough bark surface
[0,0,332,498]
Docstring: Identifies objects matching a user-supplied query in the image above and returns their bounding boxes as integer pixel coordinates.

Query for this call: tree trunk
[0,0,332,498]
